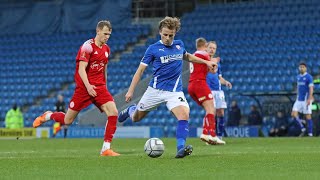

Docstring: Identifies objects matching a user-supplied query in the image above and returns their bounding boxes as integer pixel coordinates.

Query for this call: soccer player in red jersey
[188,38,225,145]
[33,20,120,156]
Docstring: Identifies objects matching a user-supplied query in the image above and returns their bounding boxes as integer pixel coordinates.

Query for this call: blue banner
[225,126,259,137]
[53,127,164,138]
[196,126,259,138]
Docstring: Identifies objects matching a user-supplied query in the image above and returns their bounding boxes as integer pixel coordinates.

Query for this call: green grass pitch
[0,138,319,180]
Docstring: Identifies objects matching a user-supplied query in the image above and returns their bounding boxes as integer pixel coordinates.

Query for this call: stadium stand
[0,0,319,136]
[0,1,151,126]
[119,0,320,136]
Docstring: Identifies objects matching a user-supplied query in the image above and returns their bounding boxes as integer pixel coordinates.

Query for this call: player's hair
[207,41,217,46]
[96,20,112,30]
[299,62,307,67]
[158,16,181,32]
[196,37,207,48]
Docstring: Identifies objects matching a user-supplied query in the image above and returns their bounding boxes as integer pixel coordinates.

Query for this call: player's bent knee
[64,117,75,125]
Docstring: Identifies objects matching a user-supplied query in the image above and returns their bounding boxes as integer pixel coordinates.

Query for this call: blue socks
[307,119,313,135]
[128,105,137,119]
[294,117,304,129]
[217,116,225,138]
[176,120,189,152]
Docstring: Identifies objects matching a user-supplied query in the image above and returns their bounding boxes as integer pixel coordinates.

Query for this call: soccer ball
[144,138,165,158]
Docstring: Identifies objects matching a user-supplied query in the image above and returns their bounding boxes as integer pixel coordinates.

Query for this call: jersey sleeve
[78,41,93,62]
[140,46,154,66]
[217,64,222,76]
[180,40,187,54]
[308,74,314,87]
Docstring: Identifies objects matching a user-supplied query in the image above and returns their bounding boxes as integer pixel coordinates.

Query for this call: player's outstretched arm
[307,86,314,106]
[79,61,97,97]
[183,53,217,70]
[219,76,232,89]
[125,64,147,102]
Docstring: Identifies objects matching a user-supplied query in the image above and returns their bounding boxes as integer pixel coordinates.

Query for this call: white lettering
[160,54,183,63]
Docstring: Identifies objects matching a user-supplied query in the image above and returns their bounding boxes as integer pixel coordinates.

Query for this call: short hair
[196,37,207,48]
[96,20,112,30]
[158,16,181,32]
[299,62,307,67]
[207,41,217,46]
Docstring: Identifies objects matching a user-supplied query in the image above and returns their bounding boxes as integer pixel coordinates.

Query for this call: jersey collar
[160,40,173,46]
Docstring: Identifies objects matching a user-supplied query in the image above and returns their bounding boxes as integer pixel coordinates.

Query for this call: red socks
[202,114,216,136]
[50,112,66,125]
[202,115,209,135]
[104,116,117,142]
[49,113,117,142]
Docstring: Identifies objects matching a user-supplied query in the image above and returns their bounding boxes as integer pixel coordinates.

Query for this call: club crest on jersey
[176,45,181,50]
[139,103,145,110]
[70,101,75,108]
[105,52,109,58]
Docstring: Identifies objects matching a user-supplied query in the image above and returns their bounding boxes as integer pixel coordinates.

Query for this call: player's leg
[166,92,192,158]
[291,101,305,134]
[99,101,120,156]
[118,87,162,123]
[215,91,227,139]
[202,100,225,145]
[188,83,213,143]
[33,88,91,128]
[305,114,313,136]
[304,100,313,136]
[216,109,225,139]
[118,104,149,122]
[171,105,193,158]
[33,108,78,128]
[201,99,216,141]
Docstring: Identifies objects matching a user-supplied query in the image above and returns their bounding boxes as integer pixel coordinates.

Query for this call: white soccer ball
[144,138,165,158]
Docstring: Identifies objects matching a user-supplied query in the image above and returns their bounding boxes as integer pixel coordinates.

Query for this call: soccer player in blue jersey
[118,17,217,158]
[206,41,232,140]
[291,62,314,136]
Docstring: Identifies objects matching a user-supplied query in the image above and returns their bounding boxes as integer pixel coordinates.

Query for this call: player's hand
[206,60,217,71]
[125,91,133,102]
[86,84,97,97]
[226,81,232,89]
[306,99,312,106]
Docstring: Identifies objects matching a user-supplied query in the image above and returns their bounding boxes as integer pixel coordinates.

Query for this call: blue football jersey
[296,73,313,101]
[141,40,187,92]
[207,62,222,91]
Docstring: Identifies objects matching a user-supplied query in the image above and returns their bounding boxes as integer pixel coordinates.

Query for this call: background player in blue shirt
[291,62,314,136]
[206,41,232,140]
[118,17,217,158]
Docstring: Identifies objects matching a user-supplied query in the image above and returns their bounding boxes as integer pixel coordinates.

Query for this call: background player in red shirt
[33,20,120,156]
[188,37,225,145]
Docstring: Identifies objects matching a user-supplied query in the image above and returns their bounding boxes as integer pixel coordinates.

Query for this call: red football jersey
[74,38,110,88]
[189,50,210,82]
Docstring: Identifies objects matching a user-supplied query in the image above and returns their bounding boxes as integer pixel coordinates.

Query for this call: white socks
[101,141,111,152]
[45,112,53,121]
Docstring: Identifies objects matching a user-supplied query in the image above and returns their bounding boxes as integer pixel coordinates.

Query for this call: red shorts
[69,85,114,112]
[188,80,213,106]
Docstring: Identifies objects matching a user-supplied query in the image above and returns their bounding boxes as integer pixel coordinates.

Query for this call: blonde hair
[96,20,112,30]
[196,37,207,48]
[207,41,217,46]
[158,16,181,32]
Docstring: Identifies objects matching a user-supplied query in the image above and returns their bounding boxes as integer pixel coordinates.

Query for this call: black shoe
[175,145,193,158]
[118,104,135,123]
